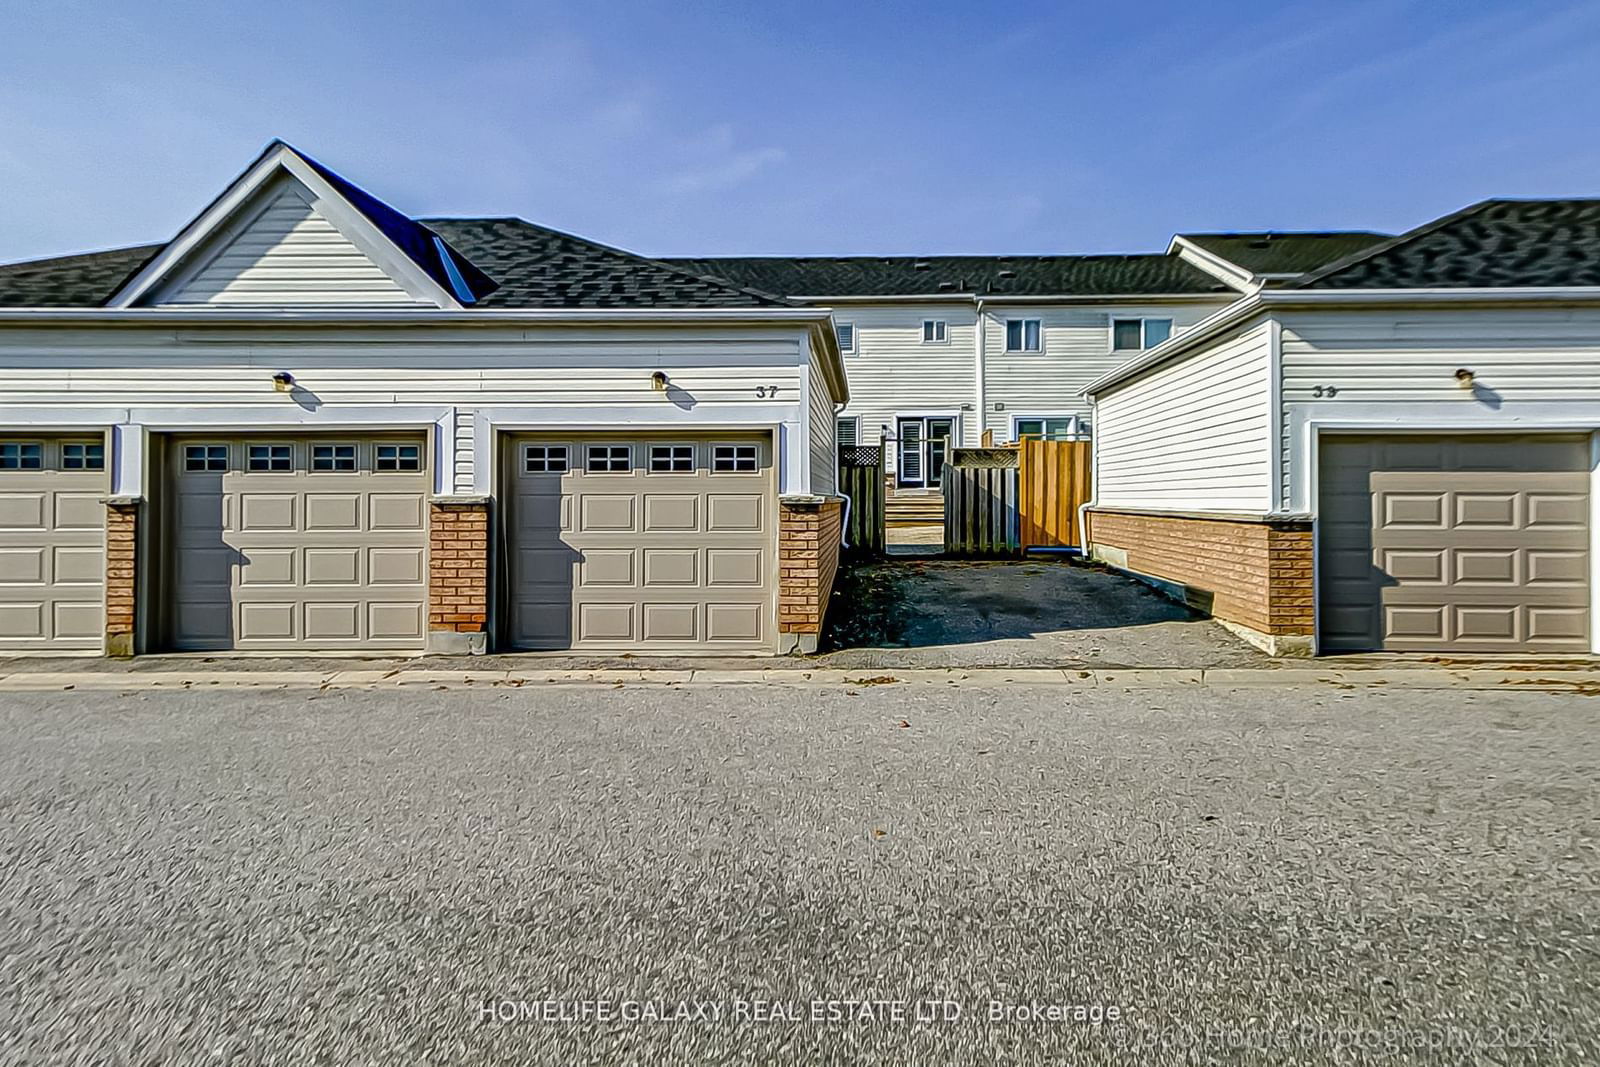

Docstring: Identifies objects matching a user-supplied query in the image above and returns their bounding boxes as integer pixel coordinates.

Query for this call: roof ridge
[1291,199,1501,288]
[443,217,796,307]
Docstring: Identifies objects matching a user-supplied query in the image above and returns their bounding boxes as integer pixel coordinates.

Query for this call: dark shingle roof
[658,254,1235,298]
[0,244,162,307]
[1177,231,1391,276]
[0,220,793,310]
[1297,199,1600,289]
[420,219,791,308]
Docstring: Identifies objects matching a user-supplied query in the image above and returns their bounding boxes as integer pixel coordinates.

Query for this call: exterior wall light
[272,371,295,392]
[1454,368,1476,389]
[651,371,669,391]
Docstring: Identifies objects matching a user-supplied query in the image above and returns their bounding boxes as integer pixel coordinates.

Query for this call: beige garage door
[165,435,429,651]
[506,434,775,652]
[0,436,108,651]
[1318,434,1591,653]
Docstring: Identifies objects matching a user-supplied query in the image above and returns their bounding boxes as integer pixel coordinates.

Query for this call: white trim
[1002,316,1043,354]
[1009,413,1080,443]
[834,414,861,447]
[834,319,857,355]
[1267,318,1284,511]
[1107,314,1175,356]
[974,300,987,445]
[109,143,461,310]
[796,360,814,494]
[784,292,1230,305]
[1592,432,1600,656]
[1166,236,1258,292]
[0,306,834,324]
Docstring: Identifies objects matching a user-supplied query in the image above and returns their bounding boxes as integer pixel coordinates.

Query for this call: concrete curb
[0,666,1597,693]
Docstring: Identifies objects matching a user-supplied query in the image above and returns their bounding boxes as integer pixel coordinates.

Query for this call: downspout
[1078,391,1099,555]
[973,297,987,445]
[834,399,851,549]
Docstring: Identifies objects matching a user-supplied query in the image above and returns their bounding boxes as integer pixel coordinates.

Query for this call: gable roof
[1175,231,1391,278]
[659,254,1235,299]
[1295,198,1600,289]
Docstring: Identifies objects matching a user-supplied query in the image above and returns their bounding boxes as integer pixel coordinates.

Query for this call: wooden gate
[943,448,1020,556]
[837,445,886,556]
[1018,440,1092,548]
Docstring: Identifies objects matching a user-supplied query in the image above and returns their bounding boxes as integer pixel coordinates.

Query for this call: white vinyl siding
[806,339,838,496]
[830,304,979,464]
[983,302,1229,441]
[1278,306,1600,511]
[1093,320,1274,512]
[154,181,426,308]
[0,324,839,498]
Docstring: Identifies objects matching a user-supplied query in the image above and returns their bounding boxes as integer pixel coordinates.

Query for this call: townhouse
[670,231,1388,492]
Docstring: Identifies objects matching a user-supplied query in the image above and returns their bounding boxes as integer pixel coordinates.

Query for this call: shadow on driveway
[817,557,1268,670]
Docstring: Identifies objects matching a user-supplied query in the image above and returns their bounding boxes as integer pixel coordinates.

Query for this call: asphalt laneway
[2,683,1596,1065]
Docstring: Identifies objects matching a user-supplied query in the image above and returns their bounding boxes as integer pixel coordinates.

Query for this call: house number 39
[755,385,780,398]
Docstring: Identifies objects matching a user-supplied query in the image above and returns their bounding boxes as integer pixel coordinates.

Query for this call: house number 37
[755,385,780,398]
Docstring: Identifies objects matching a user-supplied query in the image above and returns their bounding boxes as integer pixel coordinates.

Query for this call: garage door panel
[305,493,362,531]
[509,434,774,652]
[167,435,428,651]
[0,437,108,651]
[1319,433,1589,653]
[0,493,47,529]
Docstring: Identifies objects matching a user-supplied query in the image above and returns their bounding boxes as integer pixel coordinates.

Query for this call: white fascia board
[0,307,835,325]
[789,292,1229,305]
[106,142,460,310]
[1083,285,1600,398]
[1166,236,1257,293]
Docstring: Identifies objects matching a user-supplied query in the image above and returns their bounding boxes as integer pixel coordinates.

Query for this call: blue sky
[3,0,1600,263]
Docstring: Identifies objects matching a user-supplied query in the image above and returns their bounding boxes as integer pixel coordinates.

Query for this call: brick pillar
[778,496,844,654]
[104,499,139,658]
[428,498,490,655]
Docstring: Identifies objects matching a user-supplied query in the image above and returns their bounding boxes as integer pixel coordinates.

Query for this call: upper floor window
[922,319,947,344]
[1112,317,1173,352]
[835,321,856,354]
[1005,318,1041,353]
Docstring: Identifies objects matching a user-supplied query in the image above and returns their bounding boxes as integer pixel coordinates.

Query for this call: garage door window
[586,445,631,473]
[311,444,357,472]
[523,445,568,473]
[650,445,694,473]
[376,444,421,472]
[713,444,758,472]
[62,442,104,470]
[184,444,228,472]
[0,442,43,470]
[247,444,293,472]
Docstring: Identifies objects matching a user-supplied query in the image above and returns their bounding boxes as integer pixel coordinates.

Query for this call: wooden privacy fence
[1018,439,1092,548]
[943,449,1020,556]
[837,445,886,556]
[942,441,1093,556]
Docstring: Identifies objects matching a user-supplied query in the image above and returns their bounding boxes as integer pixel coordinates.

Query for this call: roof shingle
[1176,231,1391,277]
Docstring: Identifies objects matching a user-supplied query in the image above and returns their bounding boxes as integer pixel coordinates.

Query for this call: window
[1112,317,1173,351]
[835,321,856,354]
[375,444,421,472]
[712,444,759,472]
[1014,416,1077,442]
[62,442,105,470]
[835,417,859,447]
[649,445,694,472]
[1005,318,1042,352]
[922,319,947,344]
[0,442,43,470]
[523,445,569,473]
[246,444,292,472]
[311,444,357,472]
[184,444,228,472]
[586,445,631,473]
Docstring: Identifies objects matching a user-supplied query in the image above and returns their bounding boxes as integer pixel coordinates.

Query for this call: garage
[505,433,775,652]
[161,434,430,651]
[1318,434,1591,653]
[0,435,109,651]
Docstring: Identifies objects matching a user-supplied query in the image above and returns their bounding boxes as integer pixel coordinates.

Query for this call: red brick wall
[105,502,138,657]
[1087,509,1313,636]
[779,497,844,636]
[429,502,489,635]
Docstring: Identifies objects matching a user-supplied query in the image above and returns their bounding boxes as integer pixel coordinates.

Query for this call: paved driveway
[819,558,1267,668]
[3,683,1595,1064]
